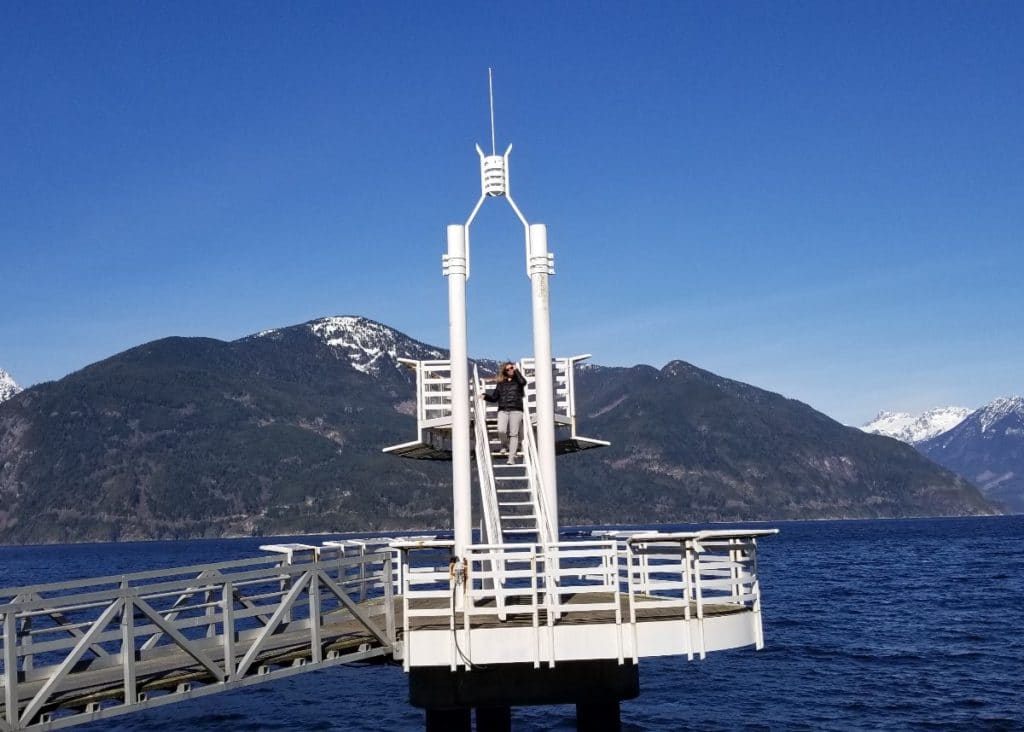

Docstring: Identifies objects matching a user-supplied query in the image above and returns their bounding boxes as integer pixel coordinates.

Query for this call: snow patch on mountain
[0,369,22,403]
[306,316,445,375]
[862,406,972,444]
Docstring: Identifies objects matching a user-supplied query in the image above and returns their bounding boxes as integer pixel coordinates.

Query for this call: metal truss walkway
[1,543,398,731]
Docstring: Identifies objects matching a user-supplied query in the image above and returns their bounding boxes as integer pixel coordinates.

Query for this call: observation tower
[384,71,777,731]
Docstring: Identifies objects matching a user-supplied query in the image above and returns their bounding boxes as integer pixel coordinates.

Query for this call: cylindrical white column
[528,223,558,537]
[446,225,472,562]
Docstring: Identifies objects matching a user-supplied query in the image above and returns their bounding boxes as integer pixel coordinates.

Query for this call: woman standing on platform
[485,362,528,464]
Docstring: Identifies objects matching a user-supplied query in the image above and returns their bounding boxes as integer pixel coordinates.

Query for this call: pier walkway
[0,542,395,731]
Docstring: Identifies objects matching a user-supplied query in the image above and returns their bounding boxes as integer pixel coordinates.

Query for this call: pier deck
[406,593,746,629]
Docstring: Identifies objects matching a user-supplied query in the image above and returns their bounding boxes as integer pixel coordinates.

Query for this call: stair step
[499,501,533,507]
[495,476,527,482]
[504,528,539,534]
[502,514,537,522]
[496,488,530,493]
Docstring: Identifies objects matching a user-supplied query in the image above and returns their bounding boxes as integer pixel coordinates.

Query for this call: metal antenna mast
[488,67,497,155]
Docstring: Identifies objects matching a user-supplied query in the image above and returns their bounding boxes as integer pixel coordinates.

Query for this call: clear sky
[2,2,1021,426]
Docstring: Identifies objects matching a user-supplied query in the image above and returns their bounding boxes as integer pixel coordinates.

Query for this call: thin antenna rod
[488,67,496,155]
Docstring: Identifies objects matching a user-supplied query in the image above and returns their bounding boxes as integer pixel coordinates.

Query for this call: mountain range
[861,400,1024,512]
[0,369,21,404]
[0,316,995,544]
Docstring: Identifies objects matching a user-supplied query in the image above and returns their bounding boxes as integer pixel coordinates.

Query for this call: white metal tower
[446,69,560,559]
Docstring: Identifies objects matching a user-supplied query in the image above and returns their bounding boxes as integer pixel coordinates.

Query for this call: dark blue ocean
[2,516,1022,730]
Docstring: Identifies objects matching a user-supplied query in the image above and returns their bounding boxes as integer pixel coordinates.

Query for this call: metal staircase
[492,462,536,538]
[470,366,550,544]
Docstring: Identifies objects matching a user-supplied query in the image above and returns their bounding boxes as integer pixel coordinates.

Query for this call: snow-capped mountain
[252,315,446,377]
[975,396,1024,435]
[919,396,1024,512]
[862,406,972,444]
[923,397,1024,448]
[0,368,22,403]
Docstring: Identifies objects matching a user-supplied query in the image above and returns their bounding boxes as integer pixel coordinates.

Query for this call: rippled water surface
[2,516,1021,730]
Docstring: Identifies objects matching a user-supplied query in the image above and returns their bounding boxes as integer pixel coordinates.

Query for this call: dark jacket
[484,370,528,411]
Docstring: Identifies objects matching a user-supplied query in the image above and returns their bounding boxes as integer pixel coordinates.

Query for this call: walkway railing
[1,547,396,730]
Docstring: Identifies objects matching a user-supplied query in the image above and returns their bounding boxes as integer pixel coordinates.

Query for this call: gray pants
[497,410,523,458]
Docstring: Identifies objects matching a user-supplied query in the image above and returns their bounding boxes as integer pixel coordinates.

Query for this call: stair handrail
[519,395,563,621]
[471,365,504,547]
[518,393,556,548]
[471,365,510,618]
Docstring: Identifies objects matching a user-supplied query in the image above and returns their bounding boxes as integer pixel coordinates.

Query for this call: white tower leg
[445,225,472,563]
[528,223,558,536]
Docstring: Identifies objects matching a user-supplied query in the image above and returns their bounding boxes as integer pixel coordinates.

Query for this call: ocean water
[2,516,1022,730]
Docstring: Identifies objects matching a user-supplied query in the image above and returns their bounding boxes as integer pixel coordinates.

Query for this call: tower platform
[383,356,609,462]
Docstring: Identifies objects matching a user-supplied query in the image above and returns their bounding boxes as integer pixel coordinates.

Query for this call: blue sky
[2,2,1021,426]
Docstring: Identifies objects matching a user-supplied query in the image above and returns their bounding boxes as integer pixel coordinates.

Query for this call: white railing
[320,536,437,601]
[562,355,589,439]
[390,539,456,672]
[540,540,622,658]
[519,356,574,421]
[393,355,595,449]
[395,530,775,669]
[622,530,772,658]
[398,358,454,425]
[464,544,543,667]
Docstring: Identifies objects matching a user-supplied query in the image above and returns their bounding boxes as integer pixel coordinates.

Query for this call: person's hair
[497,361,516,383]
